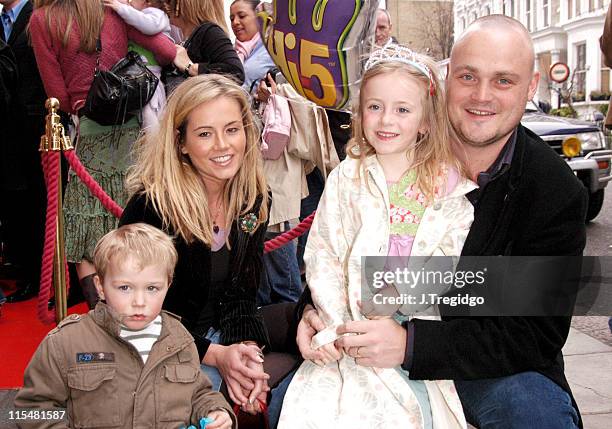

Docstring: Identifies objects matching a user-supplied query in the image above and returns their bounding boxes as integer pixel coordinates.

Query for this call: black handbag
[82,38,159,126]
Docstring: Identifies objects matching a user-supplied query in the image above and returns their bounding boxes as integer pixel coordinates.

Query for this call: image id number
[8,409,66,421]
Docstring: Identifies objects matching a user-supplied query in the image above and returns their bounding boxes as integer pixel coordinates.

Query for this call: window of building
[601,52,610,93]
[543,0,549,27]
[551,0,560,25]
[589,0,595,12]
[576,0,581,16]
[574,43,587,100]
[568,0,573,18]
[526,0,532,31]
[484,5,491,15]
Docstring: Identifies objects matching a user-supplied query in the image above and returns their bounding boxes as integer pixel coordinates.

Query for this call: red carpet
[0,292,88,389]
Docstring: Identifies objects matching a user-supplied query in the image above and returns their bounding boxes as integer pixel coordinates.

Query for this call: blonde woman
[29,0,179,308]
[120,74,270,415]
[164,0,244,86]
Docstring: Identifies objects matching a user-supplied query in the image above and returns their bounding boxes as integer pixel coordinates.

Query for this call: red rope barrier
[264,212,316,253]
[38,152,59,324]
[64,150,124,219]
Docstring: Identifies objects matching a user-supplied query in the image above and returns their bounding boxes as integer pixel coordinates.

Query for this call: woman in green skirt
[30,0,181,306]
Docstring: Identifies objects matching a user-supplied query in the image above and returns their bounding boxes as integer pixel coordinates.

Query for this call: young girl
[278,45,474,428]
[103,0,173,129]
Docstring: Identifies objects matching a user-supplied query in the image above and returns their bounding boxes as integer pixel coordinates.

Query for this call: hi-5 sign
[260,0,370,109]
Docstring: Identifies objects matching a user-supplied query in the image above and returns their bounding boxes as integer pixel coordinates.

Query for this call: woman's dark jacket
[184,21,245,85]
[120,193,270,360]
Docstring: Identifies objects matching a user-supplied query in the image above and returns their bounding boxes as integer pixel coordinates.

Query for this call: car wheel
[586,189,605,222]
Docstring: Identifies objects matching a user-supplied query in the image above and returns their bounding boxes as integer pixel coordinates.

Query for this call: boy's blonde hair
[93,223,178,282]
[346,49,462,203]
[126,74,268,246]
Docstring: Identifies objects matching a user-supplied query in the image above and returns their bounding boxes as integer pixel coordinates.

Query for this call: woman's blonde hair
[33,0,103,53]
[165,0,228,34]
[346,51,461,203]
[126,74,268,246]
[93,223,178,282]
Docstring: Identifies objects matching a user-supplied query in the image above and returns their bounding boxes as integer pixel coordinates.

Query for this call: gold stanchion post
[40,98,73,323]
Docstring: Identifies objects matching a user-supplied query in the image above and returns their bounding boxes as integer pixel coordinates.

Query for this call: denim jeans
[455,371,579,429]
[258,222,302,306]
[200,328,223,391]
[267,368,297,429]
[297,168,325,271]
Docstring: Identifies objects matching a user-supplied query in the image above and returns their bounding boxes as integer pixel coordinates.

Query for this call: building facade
[387,0,455,60]
[454,0,610,116]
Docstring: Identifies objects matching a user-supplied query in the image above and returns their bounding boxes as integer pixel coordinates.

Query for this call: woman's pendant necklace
[212,197,223,234]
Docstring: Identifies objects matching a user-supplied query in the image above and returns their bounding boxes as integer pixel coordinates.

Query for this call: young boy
[14,223,235,429]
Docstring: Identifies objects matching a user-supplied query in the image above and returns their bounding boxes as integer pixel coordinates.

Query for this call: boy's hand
[204,410,232,429]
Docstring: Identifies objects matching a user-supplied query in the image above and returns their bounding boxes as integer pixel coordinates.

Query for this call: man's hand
[335,319,407,368]
[296,305,343,366]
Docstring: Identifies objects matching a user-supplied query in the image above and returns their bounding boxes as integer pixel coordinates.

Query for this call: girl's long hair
[33,0,103,53]
[346,52,463,202]
[126,74,268,245]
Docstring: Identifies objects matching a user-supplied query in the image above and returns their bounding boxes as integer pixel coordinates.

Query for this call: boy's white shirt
[115,5,171,37]
[278,155,475,429]
[119,315,162,364]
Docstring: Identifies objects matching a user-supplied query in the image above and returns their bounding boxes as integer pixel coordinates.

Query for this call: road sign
[549,62,570,83]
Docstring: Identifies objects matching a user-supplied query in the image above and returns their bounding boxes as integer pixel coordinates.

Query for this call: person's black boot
[6,281,38,303]
[80,274,99,310]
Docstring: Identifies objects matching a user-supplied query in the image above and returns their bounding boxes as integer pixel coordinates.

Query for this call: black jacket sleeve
[219,195,271,349]
[0,40,18,117]
[188,22,245,85]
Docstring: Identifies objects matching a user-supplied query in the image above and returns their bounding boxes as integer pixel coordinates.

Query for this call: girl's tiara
[364,42,436,96]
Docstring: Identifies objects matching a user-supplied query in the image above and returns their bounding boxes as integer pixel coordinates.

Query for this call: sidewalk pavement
[0,323,610,428]
[563,325,612,429]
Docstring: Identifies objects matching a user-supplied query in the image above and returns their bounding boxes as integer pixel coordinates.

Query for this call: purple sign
[261,1,376,110]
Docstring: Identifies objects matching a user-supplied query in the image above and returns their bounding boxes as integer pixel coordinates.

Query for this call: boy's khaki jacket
[14,303,235,429]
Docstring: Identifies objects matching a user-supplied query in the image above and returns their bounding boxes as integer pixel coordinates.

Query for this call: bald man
[297,15,586,428]
[374,8,396,46]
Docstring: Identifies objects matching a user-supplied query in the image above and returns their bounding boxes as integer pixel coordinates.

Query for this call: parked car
[522,102,612,221]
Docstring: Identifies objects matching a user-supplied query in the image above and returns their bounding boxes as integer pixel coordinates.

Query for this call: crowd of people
[0,1,600,428]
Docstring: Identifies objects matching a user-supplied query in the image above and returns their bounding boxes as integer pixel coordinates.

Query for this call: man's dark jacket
[0,0,47,190]
[408,125,587,424]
